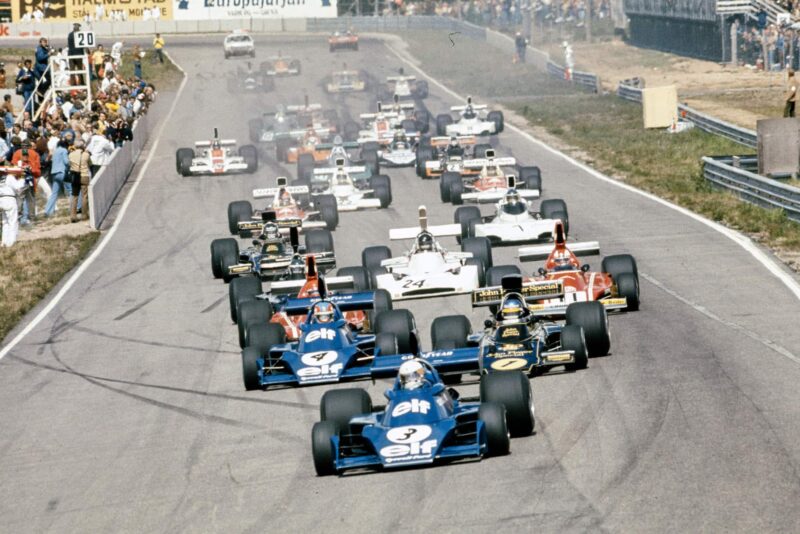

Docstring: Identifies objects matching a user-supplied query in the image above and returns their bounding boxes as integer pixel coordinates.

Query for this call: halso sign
[173,0,336,18]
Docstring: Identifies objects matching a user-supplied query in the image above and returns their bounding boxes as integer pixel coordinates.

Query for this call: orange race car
[261,53,301,76]
[232,256,382,347]
[486,222,640,318]
[285,129,334,163]
[441,149,540,204]
[329,31,359,52]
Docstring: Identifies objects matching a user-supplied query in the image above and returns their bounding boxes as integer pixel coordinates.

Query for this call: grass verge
[116,50,183,91]
[0,231,99,341]
[396,31,800,268]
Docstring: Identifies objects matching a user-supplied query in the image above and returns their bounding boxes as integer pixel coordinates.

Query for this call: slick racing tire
[210,238,239,280]
[454,205,481,241]
[566,301,610,357]
[485,265,522,287]
[401,118,417,133]
[229,276,262,323]
[464,258,486,287]
[297,153,315,182]
[362,148,380,176]
[615,272,640,311]
[320,203,339,231]
[480,371,535,437]
[246,322,286,358]
[248,118,263,144]
[449,180,464,205]
[374,309,418,354]
[487,110,504,133]
[461,236,493,270]
[479,403,510,456]
[540,199,569,234]
[238,299,273,349]
[415,146,434,177]
[375,332,399,356]
[601,254,639,282]
[312,421,338,476]
[305,229,335,254]
[239,145,258,173]
[474,143,492,159]
[176,147,193,176]
[361,245,391,279]
[227,200,253,236]
[436,114,453,136]
[561,324,589,371]
[336,266,371,292]
[431,315,472,384]
[415,109,430,133]
[242,347,262,391]
[369,174,392,208]
[517,166,541,191]
[440,171,460,203]
[321,388,372,430]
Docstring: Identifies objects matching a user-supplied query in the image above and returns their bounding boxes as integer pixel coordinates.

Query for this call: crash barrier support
[88,96,165,229]
[616,80,757,148]
[702,155,800,222]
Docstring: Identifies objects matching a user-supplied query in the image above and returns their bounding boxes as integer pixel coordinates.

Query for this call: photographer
[0,171,26,247]
[11,141,41,225]
[68,139,90,222]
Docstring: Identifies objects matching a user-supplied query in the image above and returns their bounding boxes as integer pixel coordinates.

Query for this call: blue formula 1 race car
[241,277,432,390]
[311,359,535,475]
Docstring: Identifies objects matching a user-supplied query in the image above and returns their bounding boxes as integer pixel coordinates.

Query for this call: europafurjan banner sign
[172,0,337,19]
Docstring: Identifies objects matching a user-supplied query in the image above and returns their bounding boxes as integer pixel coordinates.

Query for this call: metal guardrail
[703,156,800,221]
[545,60,600,93]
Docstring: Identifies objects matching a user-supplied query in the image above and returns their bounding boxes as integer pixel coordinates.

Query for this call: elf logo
[391,399,431,417]
[380,425,437,460]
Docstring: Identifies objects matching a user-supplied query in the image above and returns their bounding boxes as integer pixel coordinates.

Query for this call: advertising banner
[13,0,173,22]
[172,0,336,19]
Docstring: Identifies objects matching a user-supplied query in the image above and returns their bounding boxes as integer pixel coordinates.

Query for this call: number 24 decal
[402,279,425,288]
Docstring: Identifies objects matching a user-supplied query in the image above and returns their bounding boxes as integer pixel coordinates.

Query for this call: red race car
[485,222,640,317]
[329,31,359,52]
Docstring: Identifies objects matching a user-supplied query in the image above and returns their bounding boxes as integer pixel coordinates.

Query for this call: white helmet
[398,360,426,390]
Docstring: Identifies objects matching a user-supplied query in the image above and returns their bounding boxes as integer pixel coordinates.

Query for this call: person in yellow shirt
[153,34,165,64]
[91,45,105,79]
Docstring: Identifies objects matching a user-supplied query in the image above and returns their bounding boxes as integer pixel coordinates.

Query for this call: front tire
[312,421,338,476]
[566,301,610,357]
[480,371,535,437]
[479,402,510,456]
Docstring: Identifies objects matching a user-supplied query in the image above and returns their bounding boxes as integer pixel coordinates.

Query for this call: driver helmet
[261,222,280,240]
[552,254,575,272]
[393,130,407,143]
[500,295,524,323]
[463,105,476,119]
[211,139,221,150]
[505,189,521,206]
[312,301,335,323]
[335,170,348,184]
[398,360,426,390]
[417,231,434,252]
[449,136,459,148]
[278,189,292,207]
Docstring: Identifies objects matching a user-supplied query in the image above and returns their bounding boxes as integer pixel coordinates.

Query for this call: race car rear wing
[286,103,322,112]
[359,111,401,121]
[462,156,517,169]
[471,278,565,307]
[314,165,366,176]
[518,241,600,262]
[252,185,309,199]
[267,275,355,297]
[451,104,488,112]
[313,141,361,151]
[281,290,386,316]
[386,75,416,82]
[195,140,237,147]
[388,205,462,240]
[461,186,540,202]
[429,135,476,147]
[527,297,628,317]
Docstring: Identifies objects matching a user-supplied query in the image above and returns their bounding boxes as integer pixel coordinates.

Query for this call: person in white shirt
[142,8,151,21]
[32,8,43,21]
[86,130,114,173]
[100,71,118,93]
[95,3,104,20]
[0,173,26,247]
[111,41,123,68]
[152,6,160,19]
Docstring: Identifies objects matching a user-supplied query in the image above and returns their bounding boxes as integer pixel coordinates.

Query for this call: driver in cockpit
[277,189,293,207]
[463,104,476,120]
[334,168,349,185]
[550,252,578,272]
[311,301,335,324]
[416,231,435,253]
[392,129,408,149]
[501,189,526,215]
[446,136,464,157]
[258,223,285,256]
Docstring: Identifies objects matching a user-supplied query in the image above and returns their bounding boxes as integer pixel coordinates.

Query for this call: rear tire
[566,301,610,357]
[176,147,194,174]
[239,145,258,173]
[436,114,453,136]
[238,299,273,349]
[487,110,504,133]
[474,143,492,158]
[615,272,640,311]
[602,254,639,281]
[336,266,371,291]
[440,171,460,203]
[485,265,522,287]
[454,205,481,241]
[540,199,569,234]
[246,322,286,356]
[229,276,262,323]
[461,236,493,269]
[374,309,418,354]
[517,166,541,191]
[305,229,335,254]
[431,315,471,349]
[362,245,391,272]
[320,203,338,230]
[369,174,392,207]
[480,371,535,437]
[449,180,464,205]
[210,238,239,281]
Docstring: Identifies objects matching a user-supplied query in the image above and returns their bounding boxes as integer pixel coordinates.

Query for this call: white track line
[384,40,800,301]
[0,55,188,361]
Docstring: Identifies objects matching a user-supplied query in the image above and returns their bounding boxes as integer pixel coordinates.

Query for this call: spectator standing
[44,139,69,216]
[68,139,90,222]
[111,40,123,69]
[785,68,798,117]
[34,37,50,97]
[12,141,41,225]
[86,126,113,175]
[514,31,527,63]
[0,171,26,247]
[2,95,14,130]
[133,45,143,79]
[153,33,165,64]
[67,23,84,85]
[16,59,35,114]
[91,44,104,79]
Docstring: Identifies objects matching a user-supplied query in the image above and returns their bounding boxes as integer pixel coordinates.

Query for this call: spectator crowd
[1,22,160,247]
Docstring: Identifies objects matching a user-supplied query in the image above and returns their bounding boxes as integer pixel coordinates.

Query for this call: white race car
[441,150,541,204]
[377,130,417,167]
[309,158,392,211]
[224,30,255,59]
[436,97,505,137]
[386,71,428,100]
[453,186,569,245]
[361,206,493,300]
[175,129,258,176]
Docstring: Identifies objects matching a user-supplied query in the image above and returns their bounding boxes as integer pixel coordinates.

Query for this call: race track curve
[1,35,800,532]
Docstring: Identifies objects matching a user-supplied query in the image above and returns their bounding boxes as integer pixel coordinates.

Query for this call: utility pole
[585,0,592,43]
[730,18,738,66]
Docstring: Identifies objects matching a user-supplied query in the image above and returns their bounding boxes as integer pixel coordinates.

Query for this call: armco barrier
[89,97,164,229]
[702,156,800,222]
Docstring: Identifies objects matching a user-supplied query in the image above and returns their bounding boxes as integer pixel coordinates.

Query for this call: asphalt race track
[2,35,800,532]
